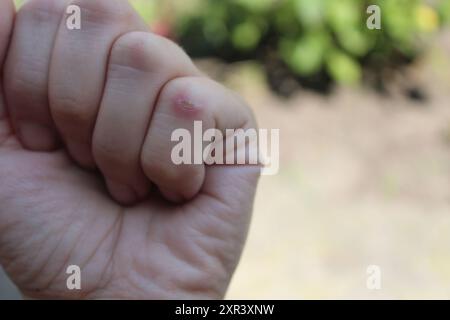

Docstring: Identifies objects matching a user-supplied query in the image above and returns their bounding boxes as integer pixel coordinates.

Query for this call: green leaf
[326,49,362,85]
[326,0,361,32]
[231,21,262,52]
[337,28,375,57]
[283,31,329,76]
[380,0,418,44]
[294,0,326,28]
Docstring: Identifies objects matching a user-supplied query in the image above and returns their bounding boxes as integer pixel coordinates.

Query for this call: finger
[0,0,15,142]
[49,0,147,168]
[92,31,200,205]
[141,76,256,203]
[3,0,68,150]
[0,0,14,67]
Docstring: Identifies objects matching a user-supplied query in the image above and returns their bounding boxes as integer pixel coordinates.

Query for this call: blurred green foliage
[169,0,450,89]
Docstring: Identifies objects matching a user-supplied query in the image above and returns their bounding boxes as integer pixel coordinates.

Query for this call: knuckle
[159,77,211,122]
[110,31,189,72]
[110,32,152,70]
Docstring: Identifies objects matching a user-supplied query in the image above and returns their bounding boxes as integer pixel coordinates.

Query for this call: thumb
[202,165,260,219]
[193,165,260,279]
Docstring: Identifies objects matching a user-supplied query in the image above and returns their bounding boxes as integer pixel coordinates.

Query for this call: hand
[0,0,259,299]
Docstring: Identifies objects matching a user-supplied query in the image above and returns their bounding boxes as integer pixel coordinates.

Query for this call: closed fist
[0,0,260,299]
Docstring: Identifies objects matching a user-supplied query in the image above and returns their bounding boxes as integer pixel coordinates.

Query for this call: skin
[0,0,260,299]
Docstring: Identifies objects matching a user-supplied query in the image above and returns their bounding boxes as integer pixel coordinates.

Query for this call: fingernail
[106,179,138,205]
[19,122,57,151]
[68,141,96,169]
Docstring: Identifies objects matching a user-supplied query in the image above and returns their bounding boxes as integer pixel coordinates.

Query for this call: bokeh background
[2,0,450,299]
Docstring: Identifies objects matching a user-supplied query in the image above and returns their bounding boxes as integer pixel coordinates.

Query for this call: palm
[0,120,258,299]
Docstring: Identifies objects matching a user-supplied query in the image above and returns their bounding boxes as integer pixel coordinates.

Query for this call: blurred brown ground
[222,31,450,299]
[2,31,450,300]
